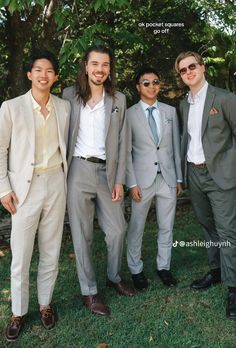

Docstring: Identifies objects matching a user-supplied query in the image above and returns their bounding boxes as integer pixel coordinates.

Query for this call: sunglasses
[179,63,201,75]
[139,79,160,87]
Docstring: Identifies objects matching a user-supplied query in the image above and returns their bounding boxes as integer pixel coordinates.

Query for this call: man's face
[27,58,58,92]
[136,73,160,104]
[85,51,110,86]
[178,56,205,89]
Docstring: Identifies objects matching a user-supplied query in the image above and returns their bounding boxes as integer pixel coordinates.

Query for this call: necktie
[147,106,159,144]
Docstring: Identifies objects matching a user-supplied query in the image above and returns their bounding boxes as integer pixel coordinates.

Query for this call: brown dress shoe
[83,295,111,316]
[40,306,55,329]
[5,314,25,341]
[106,279,135,297]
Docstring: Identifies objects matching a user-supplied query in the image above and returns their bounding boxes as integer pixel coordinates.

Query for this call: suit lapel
[104,93,113,138]
[136,102,156,143]
[201,85,215,137]
[24,91,35,149]
[51,95,64,149]
[158,104,165,145]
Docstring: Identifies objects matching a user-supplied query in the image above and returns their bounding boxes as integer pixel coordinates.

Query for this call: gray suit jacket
[180,84,236,190]
[126,101,182,189]
[0,90,70,206]
[62,86,127,192]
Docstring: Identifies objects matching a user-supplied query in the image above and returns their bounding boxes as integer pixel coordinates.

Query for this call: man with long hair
[63,45,135,316]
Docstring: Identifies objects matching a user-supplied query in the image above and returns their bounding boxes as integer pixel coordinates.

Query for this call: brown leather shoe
[83,295,110,316]
[40,306,55,329]
[106,279,135,297]
[5,314,25,341]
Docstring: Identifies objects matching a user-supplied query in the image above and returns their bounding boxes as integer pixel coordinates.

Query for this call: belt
[79,156,106,164]
[189,162,207,169]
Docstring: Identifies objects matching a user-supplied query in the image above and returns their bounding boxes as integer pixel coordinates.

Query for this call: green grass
[1,205,236,348]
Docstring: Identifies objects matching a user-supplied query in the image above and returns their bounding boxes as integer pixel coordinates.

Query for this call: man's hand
[0,192,18,214]
[176,183,183,196]
[112,184,124,202]
[130,185,142,202]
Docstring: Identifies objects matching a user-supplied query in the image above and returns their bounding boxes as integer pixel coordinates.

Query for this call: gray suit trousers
[188,163,236,286]
[127,173,177,274]
[67,157,127,295]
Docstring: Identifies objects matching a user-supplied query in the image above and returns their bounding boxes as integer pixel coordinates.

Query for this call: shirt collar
[140,99,159,112]
[187,82,208,105]
[30,90,52,111]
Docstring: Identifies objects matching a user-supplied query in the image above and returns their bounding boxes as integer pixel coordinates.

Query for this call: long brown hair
[76,45,116,105]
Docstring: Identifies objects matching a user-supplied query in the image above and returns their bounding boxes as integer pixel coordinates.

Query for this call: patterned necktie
[147,106,159,144]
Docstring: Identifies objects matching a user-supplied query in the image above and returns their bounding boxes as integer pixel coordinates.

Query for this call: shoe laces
[10,316,22,327]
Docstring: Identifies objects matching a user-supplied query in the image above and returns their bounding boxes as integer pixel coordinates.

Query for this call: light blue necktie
[147,106,159,144]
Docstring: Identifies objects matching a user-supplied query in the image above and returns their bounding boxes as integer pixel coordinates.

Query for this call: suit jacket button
[154,162,158,165]
[157,146,159,150]
[27,180,31,183]
[31,163,34,166]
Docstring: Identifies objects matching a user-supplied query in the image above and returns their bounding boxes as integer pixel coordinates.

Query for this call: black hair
[27,49,59,75]
[135,66,160,85]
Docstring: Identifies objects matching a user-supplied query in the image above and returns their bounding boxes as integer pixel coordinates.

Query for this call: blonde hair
[175,51,204,73]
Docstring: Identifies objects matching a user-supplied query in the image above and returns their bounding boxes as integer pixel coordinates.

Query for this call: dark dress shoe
[106,279,135,296]
[190,271,221,290]
[157,269,177,287]
[5,314,25,341]
[226,292,236,320]
[132,271,149,290]
[83,294,110,316]
[40,306,56,329]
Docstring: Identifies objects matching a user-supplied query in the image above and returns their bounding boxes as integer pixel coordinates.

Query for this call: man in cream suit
[0,50,70,341]
[126,67,182,290]
[63,45,135,317]
[175,51,236,320]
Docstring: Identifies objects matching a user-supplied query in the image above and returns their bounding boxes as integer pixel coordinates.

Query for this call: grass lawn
[0,205,236,348]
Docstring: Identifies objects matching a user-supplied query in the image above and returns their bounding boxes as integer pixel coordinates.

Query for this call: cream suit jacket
[0,90,70,206]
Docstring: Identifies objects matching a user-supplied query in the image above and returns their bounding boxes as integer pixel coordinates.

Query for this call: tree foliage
[0,0,235,104]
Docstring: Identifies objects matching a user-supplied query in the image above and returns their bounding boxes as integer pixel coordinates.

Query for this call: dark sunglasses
[179,63,200,75]
[139,79,160,87]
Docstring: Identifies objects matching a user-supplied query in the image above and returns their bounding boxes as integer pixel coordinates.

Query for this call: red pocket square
[209,107,219,115]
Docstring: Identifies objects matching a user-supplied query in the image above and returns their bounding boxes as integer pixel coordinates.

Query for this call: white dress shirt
[73,92,106,160]
[187,82,208,164]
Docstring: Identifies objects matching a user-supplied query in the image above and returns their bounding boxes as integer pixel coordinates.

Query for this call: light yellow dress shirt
[31,93,62,173]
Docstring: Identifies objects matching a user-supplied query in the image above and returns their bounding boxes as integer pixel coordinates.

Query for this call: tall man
[126,67,182,290]
[63,45,135,317]
[0,50,70,341]
[175,51,236,319]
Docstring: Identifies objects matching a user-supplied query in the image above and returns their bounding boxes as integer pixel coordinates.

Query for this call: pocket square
[112,106,119,113]
[209,107,219,115]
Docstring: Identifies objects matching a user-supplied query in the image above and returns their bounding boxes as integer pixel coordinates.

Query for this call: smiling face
[85,51,110,87]
[178,55,206,92]
[27,58,58,93]
[136,73,160,105]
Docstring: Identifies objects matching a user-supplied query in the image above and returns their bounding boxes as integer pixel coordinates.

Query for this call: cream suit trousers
[10,168,66,316]
[127,173,177,274]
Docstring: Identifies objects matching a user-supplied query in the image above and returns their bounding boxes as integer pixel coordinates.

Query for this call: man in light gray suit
[63,45,135,316]
[126,67,182,290]
[175,51,236,320]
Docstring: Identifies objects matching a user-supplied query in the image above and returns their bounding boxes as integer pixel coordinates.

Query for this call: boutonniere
[112,106,119,113]
[209,107,219,116]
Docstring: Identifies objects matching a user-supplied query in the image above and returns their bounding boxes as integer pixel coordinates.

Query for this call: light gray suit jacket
[180,84,236,190]
[62,86,127,192]
[0,90,70,206]
[126,101,182,189]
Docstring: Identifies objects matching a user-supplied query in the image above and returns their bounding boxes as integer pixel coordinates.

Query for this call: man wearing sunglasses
[126,67,182,290]
[175,51,236,320]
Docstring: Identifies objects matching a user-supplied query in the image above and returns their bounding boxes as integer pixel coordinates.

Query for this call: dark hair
[26,49,59,75]
[76,45,116,105]
[175,51,204,73]
[135,66,161,85]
